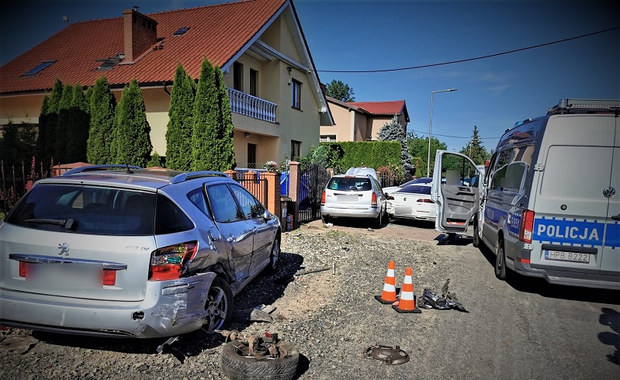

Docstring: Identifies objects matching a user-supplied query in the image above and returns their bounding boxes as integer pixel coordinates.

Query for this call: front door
[247,143,256,169]
[430,150,481,234]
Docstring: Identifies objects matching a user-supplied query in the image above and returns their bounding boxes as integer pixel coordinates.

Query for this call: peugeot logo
[603,187,616,199]
[58,242,70,256]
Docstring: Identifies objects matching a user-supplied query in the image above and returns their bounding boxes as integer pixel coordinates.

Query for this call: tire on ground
[220,340,299,380]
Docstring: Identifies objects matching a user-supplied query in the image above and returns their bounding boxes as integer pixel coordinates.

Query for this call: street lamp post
[427,88,457,176]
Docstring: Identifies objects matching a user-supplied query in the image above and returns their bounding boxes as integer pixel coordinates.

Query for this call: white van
[431,99,619,290]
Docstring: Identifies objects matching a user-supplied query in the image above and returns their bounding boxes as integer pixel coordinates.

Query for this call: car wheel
[321,214,331,224]
[494,239,507,280]
[264,237,280,274]
[374,209,383,229]
[472,218,480,248]
[220,339,299,380]
[204,277,233,332]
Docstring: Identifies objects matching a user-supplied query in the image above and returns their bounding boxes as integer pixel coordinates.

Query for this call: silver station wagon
[0,166,281,338]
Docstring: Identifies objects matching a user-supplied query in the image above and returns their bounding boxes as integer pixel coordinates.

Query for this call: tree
[114,79,153,167]
[460,125,490,165]
[407,132,447,177]
[191,58,235,171]
[325,79,355,102]
[36,95,50,160]
[165,64,195,171]
[87,77,116,164]
[378,115,413,174]
[65,84,90,163]
[54,83,74,162]
[44,79,64,163]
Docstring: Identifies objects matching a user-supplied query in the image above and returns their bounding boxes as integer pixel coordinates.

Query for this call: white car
[386,183,437,222]
[383,177,432,195]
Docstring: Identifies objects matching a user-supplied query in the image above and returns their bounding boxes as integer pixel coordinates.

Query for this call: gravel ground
[0,221,477,379]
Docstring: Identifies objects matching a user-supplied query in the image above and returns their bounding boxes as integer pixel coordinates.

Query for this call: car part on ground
[364,345,410,365]
[220,331,299,380]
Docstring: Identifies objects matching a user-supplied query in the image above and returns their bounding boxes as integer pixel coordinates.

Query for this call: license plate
[544,250,591,264]
[27,263,102,289]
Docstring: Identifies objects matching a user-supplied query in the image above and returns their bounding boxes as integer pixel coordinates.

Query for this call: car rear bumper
[0,272,216,338]
[320,205,380,219]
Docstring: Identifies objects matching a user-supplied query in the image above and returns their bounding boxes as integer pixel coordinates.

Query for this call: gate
[298,164,330,223]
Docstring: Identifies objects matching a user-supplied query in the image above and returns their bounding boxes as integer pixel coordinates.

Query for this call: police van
[431,98,619,289]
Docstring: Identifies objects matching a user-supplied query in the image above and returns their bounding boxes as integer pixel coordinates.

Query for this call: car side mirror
[262,210,272,221]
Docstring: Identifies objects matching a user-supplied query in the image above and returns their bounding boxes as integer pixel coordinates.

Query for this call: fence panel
[298,164,330,223]
[236,172,269,210]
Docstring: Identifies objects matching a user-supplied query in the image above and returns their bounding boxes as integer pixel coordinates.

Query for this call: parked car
[383,177,432,195]
[386,183,436,222]
[0,166,281,338]
[320,169,387,227]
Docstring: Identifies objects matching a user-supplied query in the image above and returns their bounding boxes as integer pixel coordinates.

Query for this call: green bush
[321,141,401,173]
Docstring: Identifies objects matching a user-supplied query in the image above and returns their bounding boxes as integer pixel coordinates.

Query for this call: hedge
[321,141,401,171]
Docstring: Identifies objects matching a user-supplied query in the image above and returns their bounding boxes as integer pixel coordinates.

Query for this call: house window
[291,140,301,161]
[250,69,258,97]
[234,62,243,91]
[22,60,56,77]
[320,135,336,142]
[291,79,301,110]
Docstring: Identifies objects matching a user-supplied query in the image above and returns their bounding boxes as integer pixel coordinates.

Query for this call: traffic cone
[375,261,397,304]
[392,267,421,313]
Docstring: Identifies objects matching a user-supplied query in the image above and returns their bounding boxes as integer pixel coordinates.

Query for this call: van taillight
[371,192,377,208]
[18,262,28,277]
[149,241,197,281]
[321,190,326,206]
[519,210,534,243]
[102,269,116,286]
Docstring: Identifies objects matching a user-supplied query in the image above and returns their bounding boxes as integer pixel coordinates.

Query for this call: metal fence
[297,164,330,223]
[235,171,269,210]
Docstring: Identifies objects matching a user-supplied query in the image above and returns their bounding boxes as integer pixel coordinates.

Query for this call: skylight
[96,54,125,71]
[22,60,56,77]
[174,27,190,36]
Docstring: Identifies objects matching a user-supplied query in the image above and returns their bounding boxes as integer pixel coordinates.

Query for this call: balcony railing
[228,88,277,123]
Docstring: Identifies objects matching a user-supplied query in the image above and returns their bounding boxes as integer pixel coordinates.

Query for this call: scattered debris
[0,335,37,354]
[233,304,277,323]
[324,222,333,227]
[364,345,409,365]
[156,336,179,354]
[418,279,468,312]
[295,267,331,277]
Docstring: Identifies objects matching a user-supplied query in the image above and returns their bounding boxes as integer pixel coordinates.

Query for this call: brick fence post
[262,171,281,222]
[288,161,301,229]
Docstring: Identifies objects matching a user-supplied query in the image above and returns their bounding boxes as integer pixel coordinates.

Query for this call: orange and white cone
[375,261,397,304]
[392,267,421,313]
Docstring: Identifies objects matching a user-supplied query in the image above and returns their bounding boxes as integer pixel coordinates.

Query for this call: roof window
[96,54,125,71]
[174,27,190,36]
[22,60,56,77]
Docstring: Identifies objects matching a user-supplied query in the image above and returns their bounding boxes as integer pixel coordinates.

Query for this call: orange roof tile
[0,0,286,95]
[349,100,407,116]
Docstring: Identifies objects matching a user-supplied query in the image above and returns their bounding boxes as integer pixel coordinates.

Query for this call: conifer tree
[191,58,218,171]
[36,95,50,160]
[87,77,116,164]
[55,84,74,162]
[378,115,413,173]
[213,65,235,170]
[114,79,152,167]
[44,79,64,163]
[65,85,90,163]
[460,125,490,165]
[165,64,195,171]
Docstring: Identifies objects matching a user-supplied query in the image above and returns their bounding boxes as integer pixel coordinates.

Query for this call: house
[0,0,333,167]
[320,96,409,142]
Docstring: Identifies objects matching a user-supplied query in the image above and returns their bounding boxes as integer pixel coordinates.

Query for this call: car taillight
[519,209,534,243]
[18,262,28,277]
[149,241,198,281]
[417,198,434,203]
[321,190,326,206]
[371,192,377,208]
[102,269,116,286]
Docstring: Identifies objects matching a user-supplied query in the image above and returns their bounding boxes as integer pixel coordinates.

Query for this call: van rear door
[431,151,481,234]
[531,114,618,278]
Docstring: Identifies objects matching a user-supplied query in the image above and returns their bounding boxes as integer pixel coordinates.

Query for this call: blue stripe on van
[533,217,605,248]
[606,222,620,249]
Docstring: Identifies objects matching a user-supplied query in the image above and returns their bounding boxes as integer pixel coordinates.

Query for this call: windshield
[326,177,372,191]
[398,185,432,195]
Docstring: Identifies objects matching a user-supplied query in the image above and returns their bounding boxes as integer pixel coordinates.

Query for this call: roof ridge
[147,0,253,17]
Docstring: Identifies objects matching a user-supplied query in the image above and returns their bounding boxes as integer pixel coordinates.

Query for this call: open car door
[430,150,482,234]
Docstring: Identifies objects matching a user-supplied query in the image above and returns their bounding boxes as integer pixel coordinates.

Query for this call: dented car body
[0,167,281,338]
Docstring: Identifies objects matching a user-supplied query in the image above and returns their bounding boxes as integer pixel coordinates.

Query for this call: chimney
[123,9,158,63]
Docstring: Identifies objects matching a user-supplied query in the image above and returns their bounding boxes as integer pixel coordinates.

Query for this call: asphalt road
[304,219,620,379]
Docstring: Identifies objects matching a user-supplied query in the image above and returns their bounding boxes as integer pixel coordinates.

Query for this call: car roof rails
[547,98,620,115]
[62,164,142,176]
[170,171,227,184]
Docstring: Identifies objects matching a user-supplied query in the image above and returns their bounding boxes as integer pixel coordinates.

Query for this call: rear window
[327,177,372,191]
[7,184,156,236]
[399,185,431,195]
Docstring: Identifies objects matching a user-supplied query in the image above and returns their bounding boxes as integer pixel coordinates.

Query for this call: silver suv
[0,166,281,338]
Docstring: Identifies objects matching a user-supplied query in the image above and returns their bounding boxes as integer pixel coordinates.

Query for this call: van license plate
[544,250,590,264]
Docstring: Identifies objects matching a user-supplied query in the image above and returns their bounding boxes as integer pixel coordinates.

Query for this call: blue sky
[1,0,618,152]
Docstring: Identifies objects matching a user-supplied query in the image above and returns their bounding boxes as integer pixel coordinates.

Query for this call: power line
[408,129,500,140]
[317,26,620,73]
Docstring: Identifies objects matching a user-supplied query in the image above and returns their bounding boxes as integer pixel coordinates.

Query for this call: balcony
[228,88,277,123]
